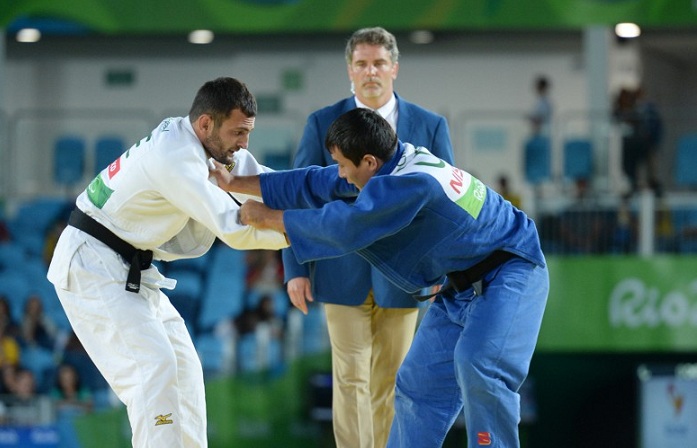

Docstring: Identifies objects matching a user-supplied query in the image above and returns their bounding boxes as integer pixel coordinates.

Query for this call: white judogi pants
[50,227,207,447]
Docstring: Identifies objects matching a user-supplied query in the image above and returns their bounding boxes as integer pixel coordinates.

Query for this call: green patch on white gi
[455,177,486,219]
[86,175,114,209]
[394,143,486,219]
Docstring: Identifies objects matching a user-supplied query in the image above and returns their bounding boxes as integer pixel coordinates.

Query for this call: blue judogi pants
[388,258,549,447]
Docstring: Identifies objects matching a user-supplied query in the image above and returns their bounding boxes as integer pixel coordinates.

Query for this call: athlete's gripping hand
[286,277,314,315]
[239,200,285,233]
[208,158,235,190]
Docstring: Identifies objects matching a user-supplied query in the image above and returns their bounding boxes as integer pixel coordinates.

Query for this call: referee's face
[203,109,255,165]
[348,43,398,109]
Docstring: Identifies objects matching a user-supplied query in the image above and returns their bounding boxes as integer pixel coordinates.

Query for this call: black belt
[413,250,516,302]
[68,208,153,293]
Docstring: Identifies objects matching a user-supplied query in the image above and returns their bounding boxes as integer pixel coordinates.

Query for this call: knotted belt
[68,208,153,293]
[413,250,516,302]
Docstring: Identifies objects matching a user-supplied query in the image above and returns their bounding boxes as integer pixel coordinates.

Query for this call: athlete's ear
[363,154,382,172]
[197,114,213,133]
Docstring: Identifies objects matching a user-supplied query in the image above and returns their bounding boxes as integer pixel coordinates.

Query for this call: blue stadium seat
[196,333,225,376]
[54,135,86,188]
[167,269,204,336]
[523,136,551,184]
[263,151,292,170]
[0,270,32,321]
[168,270,204,299]
[94,136,126,175]
[198,246,246,331]
[302,304,328,355]
[6,196,71,257]
[62,350,108,392]
[271,289,290,318]
[237,333,259,373]
[563,138,593,181]
[164,251,212,275]
[0,241,28,271]
[245,288,289,318]
[675,134,697,188]
[92,387,117,411]
[21,346,56,393]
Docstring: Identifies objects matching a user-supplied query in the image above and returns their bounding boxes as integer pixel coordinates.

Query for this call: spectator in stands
[58,331,105,392]
[0,219,10,242]
[256,295,284,341]
[245,249,284,297]
[610,194,636,254]
[4,367,54,426]
[234,308,259,337]
[613,86,663,195]
[50,363,93,415]
[0,303,22,397]
[12,367,36,401]
[233,294,284,338]
[496,174,522,210]
[528,75,553,136]
[634,86,664,194]
[558,178,611,254]
[0,324,21,372]
[655,193,678,253]
[0,364,18,396]
[20,294,58,351]
[42,207,71,266]
[0,295,21,340]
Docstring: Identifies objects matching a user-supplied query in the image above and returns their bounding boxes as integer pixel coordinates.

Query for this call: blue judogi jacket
[261,142,545,295]
[282,94,454,308]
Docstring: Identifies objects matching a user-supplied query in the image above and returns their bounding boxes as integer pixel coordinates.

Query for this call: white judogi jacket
[48,116,288,289]
[60,117,284,252]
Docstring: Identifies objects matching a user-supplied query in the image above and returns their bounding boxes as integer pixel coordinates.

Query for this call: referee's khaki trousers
[324,292,419,448]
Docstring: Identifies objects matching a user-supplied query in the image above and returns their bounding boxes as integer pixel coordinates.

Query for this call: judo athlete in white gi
[47,77,288,447]
[210,108,549,448]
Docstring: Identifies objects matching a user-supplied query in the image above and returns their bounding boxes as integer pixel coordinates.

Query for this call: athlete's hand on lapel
[208,158,235,190]
[239,200,285,233]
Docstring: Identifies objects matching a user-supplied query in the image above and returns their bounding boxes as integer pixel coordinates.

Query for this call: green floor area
[73,349,697,447]
[72,352,333,447]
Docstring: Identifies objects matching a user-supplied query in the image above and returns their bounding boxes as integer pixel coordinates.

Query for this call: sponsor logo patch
[154,413,174,426]
[107,157,121,179]
[477,431,492,445]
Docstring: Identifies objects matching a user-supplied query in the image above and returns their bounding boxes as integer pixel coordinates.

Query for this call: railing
[0,394,54,426]
[536,190,697,256]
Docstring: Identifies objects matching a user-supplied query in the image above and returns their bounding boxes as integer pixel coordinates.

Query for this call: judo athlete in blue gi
[210,108,549,448]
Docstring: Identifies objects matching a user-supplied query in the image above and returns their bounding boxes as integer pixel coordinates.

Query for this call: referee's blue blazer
[281,93,455,307]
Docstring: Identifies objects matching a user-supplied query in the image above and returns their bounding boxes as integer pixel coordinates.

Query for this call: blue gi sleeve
[281,174,433,264]
[260,166,358,210]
